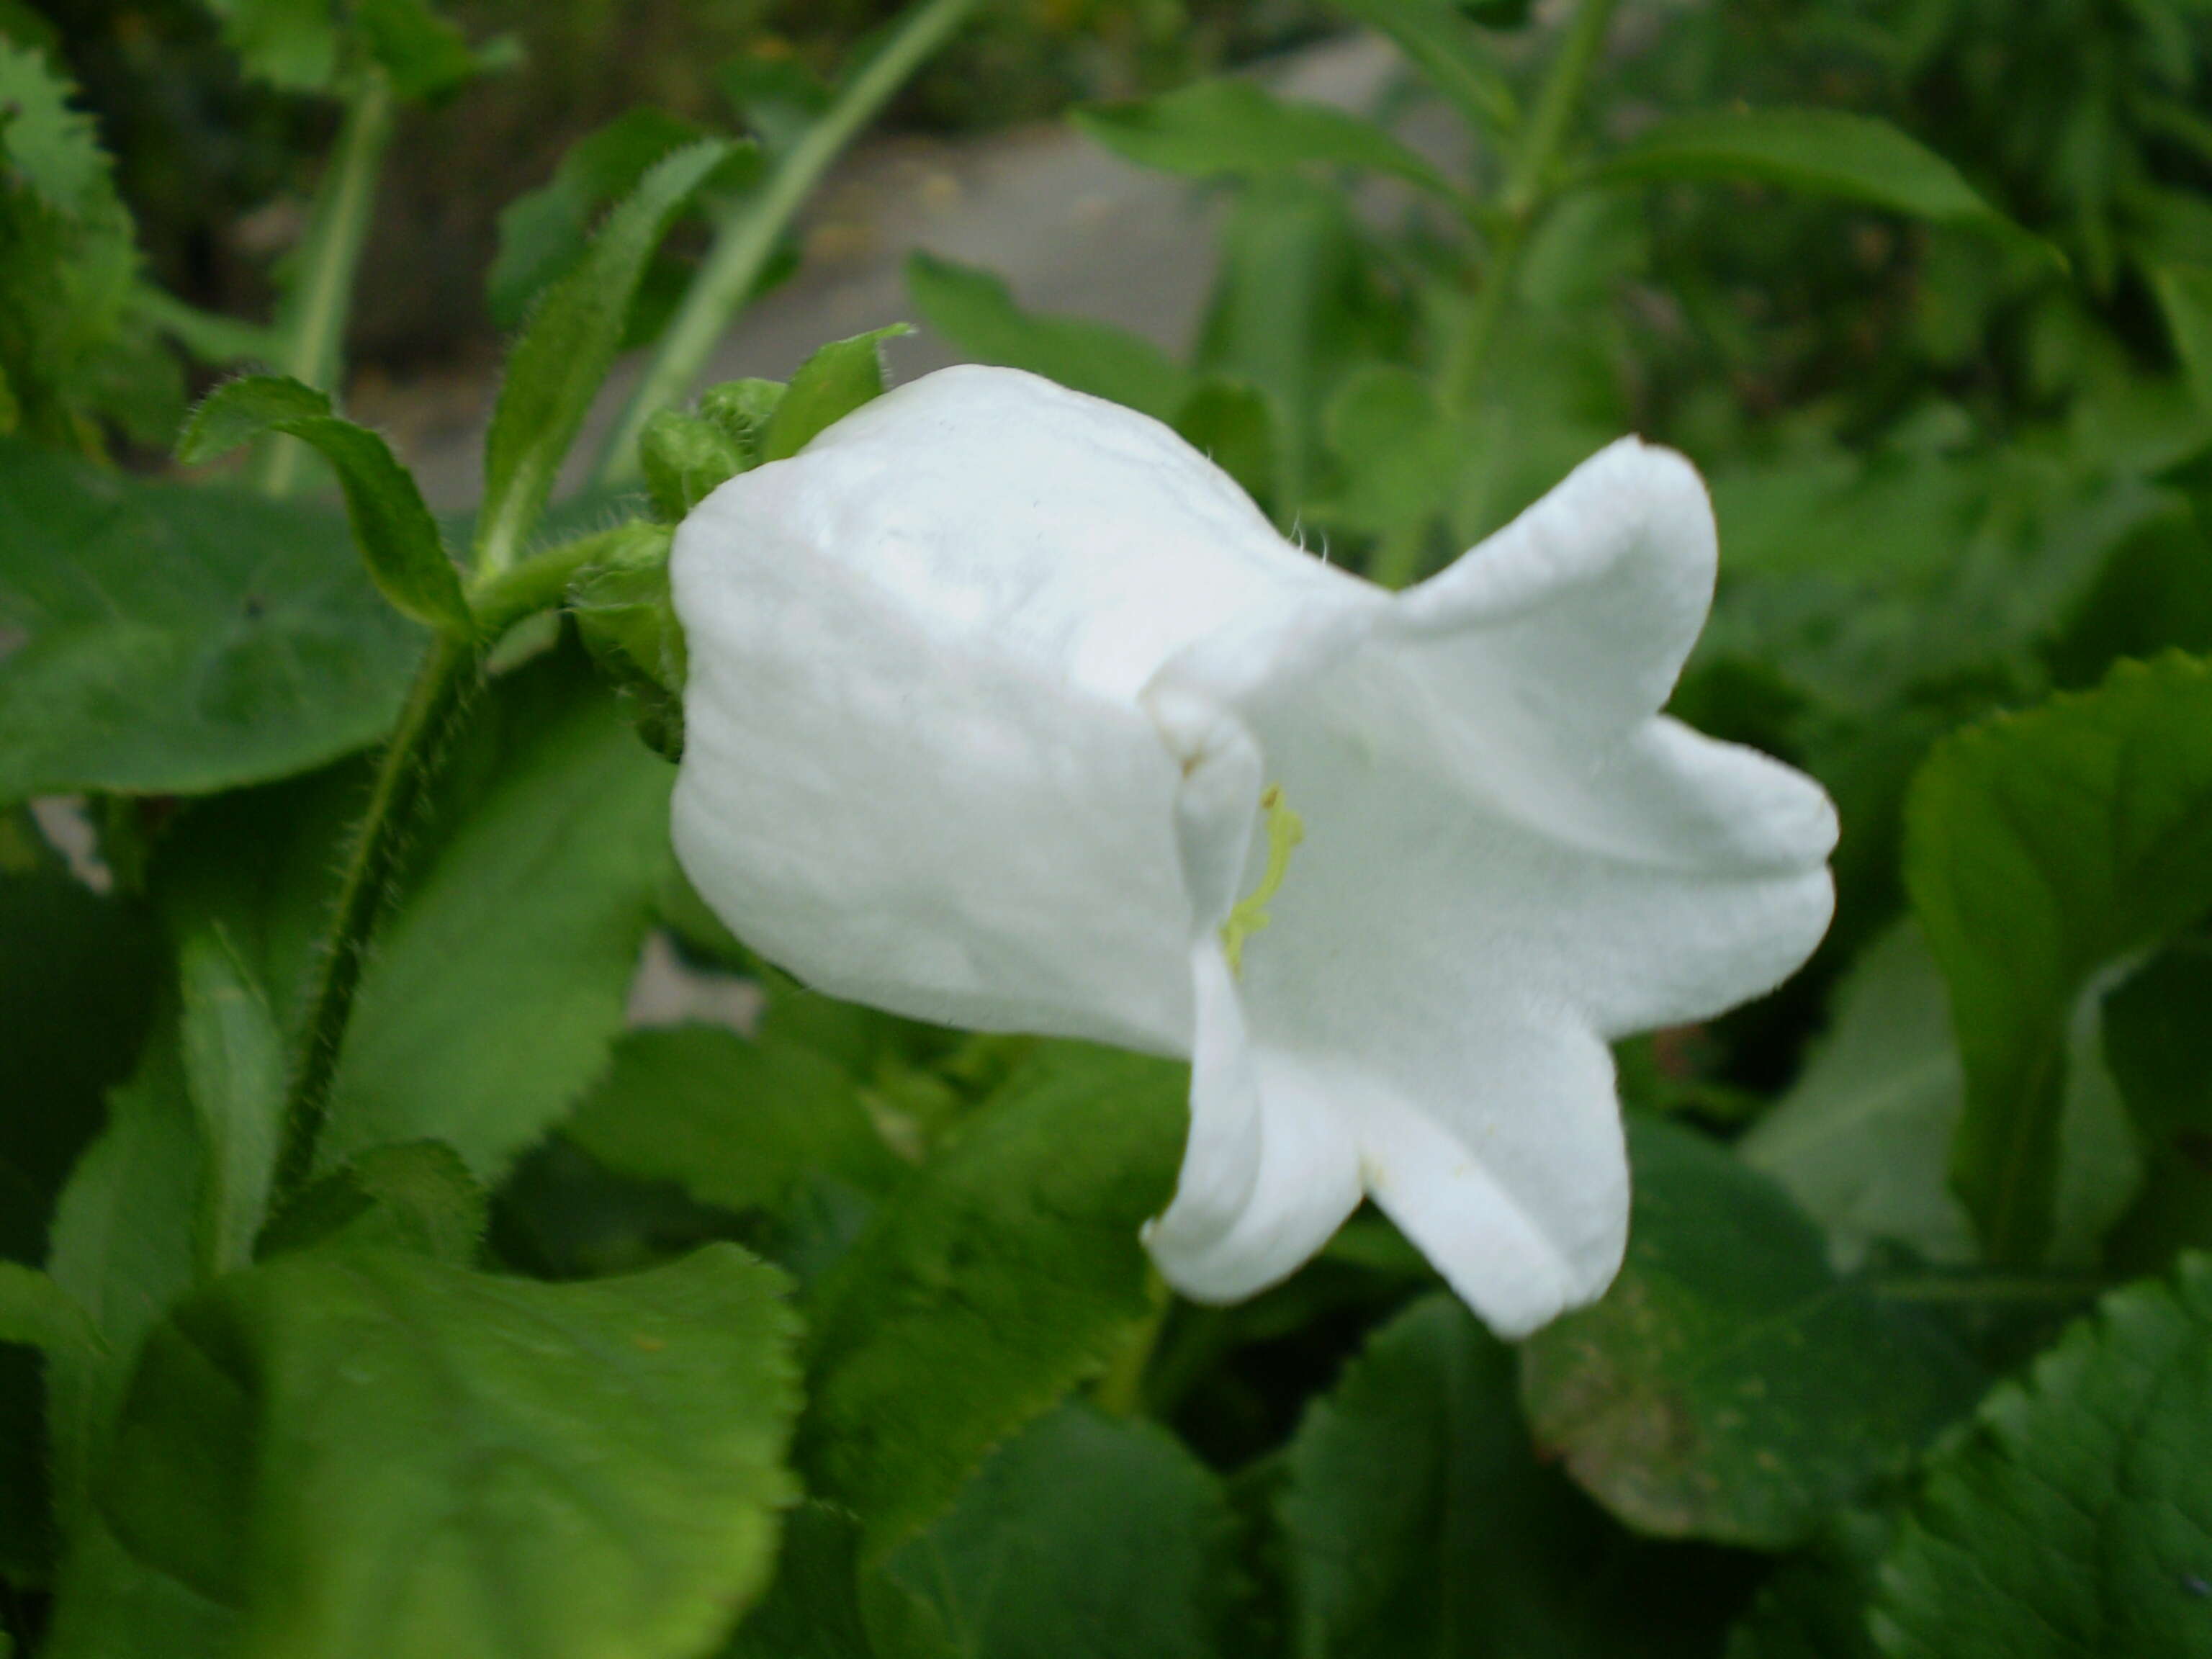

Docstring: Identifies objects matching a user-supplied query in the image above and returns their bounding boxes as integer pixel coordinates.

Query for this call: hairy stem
[256,70,395,495]
[593,0,981,486]
[1439,0,1620,416]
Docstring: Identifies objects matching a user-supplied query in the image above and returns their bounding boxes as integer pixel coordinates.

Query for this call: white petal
[1143,941,1364,1302]
[670,365,1351,1050]
[1143,436,1835,1331]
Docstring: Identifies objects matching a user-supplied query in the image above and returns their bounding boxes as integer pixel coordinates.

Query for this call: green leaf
[354,0,477,101]
[1741,922,2141,1272]
[317,655,676,1177]
[1075,80,1461,200]
[2100,941,2212,1269]
[1313,364,1467,582]
[906,252,1192,422]
[179,376,469,634]
[0,37,111,210]
[1172,377,1277,513]
[487,109,715,331]
[0,441,423,798]
[1283,1292,1749,1658]
[0,1262,97,1359]
[759,325,914,463]
[2150,264,2212,412]
[176,925,284,1280]
[1870,1253,2212,1659]
[1906,653,2212,1264]
[564,1026,902,1219]
[877,1403,1243,1658]
[258,1140,487,1262]
[1519,1119,1984,1550]
[476,140,736,575]
[96,1243,800,1659]
[639,408,745,520]
[1724,1514,1887,1659]
[0,862,160,1264]
[197,0,338,89]
[567,521,686,757]
[798,1043,1185,1555]
[1585,110,2023,238]
[1329,0,1516,131]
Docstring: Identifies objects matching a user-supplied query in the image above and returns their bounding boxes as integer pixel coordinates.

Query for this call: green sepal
[697,377,788,459]
[179,376,470,634]
[640,408,746,521]
[567,521,685,760]
[760,325,912,462]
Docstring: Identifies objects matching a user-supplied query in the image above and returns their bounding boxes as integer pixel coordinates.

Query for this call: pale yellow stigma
[1220,785,1305,978]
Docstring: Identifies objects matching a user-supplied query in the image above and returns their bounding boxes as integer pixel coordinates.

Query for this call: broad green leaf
[0,441,423,798]
[318,655,675,1177]
[1741,922,2141,1272]
[1585,110,2018,236]
[1329,0,1516,131]
[564,1026,902,1218]
[1906,653,2212,1264]
[2100,941,2212,1269]
[258,1140,486,1263]
[1725,1514,1887,1659]
[798,1043,1185,1555]
[1075,80,1461,200]
[1282,1292,1747,1658]
[98,1244,800,1659]
[1870,1254,2212,1659]
[878,1404,1243,1658]
[1520,1119,1983,1550]
[2151,264,2212,411]
[476,140,735,575]
[179,376,469,633]
[0,1262,96,1359]
[176,925,284,1279]
[907,252,1192,421]
[487,109,716,331]
[760,325,914,462]
[0,862,159,1264]
[723,1503,901,1659]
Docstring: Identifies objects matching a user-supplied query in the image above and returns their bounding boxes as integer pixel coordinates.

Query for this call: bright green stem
[593,0,981,487]
[256,70,395,496]
[1440,0,1620,415]
[266,529,629,1213]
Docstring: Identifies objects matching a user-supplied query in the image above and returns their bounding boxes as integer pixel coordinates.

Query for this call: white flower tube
[670,365,1836,1338]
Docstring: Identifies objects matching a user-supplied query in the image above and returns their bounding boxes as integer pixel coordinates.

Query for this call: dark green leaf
[906,252,1192,422]
[2151,264,2212,412]
[1870,1253,2212,1659]
[760,325,913,462]
[1724,1513,1887,1659]
[258,1141,487,1262]
[1330,0,1516,130]
[1172,377,1277,513]
[1075,80,1460,199]
[564,1025,902,1218]
[98,1244,800,1658]
[878,1404,1243,1658]
[1740,922,2140,1271]
[354,0,477,102]
[1520,1119,1984,1550]
[1284,1291,1751,1658]
[487,109,714,331]
[2101,942,2212,1270]
[476,140,736,575]
[0,863,159,1263]
[1906,653,2212,1264]
[179,376,468,631]
[0,441,423,798]
[1585,110,2023,238]
[798,1043,1185,1555]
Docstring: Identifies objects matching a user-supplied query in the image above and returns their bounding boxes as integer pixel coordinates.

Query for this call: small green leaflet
[180,376,470,634]
[759,325,913,462]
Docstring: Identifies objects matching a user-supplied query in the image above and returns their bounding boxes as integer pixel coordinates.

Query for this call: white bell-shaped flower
[670,365,1835,1337]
